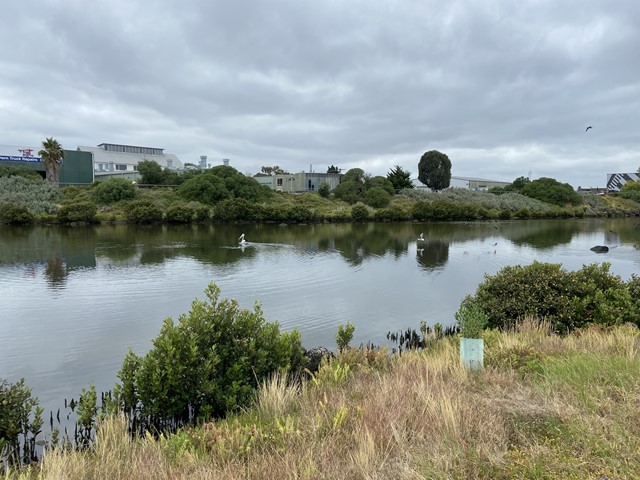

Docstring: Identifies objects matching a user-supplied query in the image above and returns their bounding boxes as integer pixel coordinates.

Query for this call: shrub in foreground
[351,203,369,222]
[165,204,194,223]
[113,283,306,428]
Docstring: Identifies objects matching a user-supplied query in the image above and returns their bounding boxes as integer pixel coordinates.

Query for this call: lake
[1,218,639,420]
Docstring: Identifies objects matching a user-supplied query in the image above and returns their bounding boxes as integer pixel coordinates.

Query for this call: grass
[4,322,640,479]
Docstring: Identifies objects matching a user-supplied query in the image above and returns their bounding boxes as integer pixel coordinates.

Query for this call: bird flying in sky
[585,126,592,132]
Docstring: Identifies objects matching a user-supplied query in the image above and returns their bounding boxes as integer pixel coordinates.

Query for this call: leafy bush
[336,322,355,351]
[165,204,194,223]
[318,182,330,198]
[213,198,258,222]
[468,261,639,332]
[178,174,229,205]
[93,178,137,203]
[0,165,41,180]
[522,177,582,206]
[455,304,488,338]
[57,201,98,223]
[125,200,163,224]
[0,203,34,224]
[114,283,306,427]
[351,203,370,222]
[0,378,43,467]
[194,206,211,223]
[364,187,392,208]
[373,205,411,221]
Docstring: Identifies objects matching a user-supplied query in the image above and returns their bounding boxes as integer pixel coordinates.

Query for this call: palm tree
[38,137,65,184]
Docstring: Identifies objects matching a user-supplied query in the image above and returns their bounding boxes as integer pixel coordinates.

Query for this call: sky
[2,0,639,189]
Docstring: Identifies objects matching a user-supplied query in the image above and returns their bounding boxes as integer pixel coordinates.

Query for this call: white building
[254,171,342,192]
[77,143,183,181]
[449,176,511,191]
[606,172,640,192]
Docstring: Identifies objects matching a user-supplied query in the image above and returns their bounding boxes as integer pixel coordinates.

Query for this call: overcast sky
[2,0,639,188]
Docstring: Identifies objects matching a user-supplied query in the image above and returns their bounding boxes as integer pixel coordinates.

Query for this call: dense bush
[93,178,137,203]
[318,182,330,198]
[0,165,41,180]
[165,204,194,223]
[0,378,43,467]
[213,198,257,222]
[0,176,60,215]
[619,181,640,203]
[113,283,306,428]
[0,203,34,224]
[521,177,582,207]
[351,203,370,222]
[194,206,211,223]
[125,200,163,224]
[178,166,271,206]
[364,187,392,208]
[467,261,639,332]
[373,205,411,221]
[57,201,98,223]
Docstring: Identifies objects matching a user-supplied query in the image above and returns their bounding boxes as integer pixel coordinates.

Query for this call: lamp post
[289,177,294,193]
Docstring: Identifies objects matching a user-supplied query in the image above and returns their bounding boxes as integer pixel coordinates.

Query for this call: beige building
[255,171,342,193]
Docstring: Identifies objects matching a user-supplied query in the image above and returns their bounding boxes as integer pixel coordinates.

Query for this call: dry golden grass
[7,323,640,480]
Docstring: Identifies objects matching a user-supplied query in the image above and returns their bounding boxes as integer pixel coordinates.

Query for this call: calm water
[1,218,639,419]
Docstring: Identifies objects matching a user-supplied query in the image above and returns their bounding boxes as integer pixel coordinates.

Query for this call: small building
[449,176,511,191]
[0,144,93,185]
[77,143,183,181]
[606,172,640,192]
[255,171,342,193]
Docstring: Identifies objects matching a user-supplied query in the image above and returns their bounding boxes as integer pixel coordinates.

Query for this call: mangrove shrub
[467,261,639,331]
[114,283,306,428]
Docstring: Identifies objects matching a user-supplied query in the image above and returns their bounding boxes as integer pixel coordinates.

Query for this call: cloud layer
[2,0,639,187]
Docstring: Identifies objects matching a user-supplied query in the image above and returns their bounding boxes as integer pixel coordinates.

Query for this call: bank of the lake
[6,322,640,480]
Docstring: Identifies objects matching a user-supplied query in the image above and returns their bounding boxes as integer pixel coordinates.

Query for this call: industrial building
[77,143,183,181]
[449,176,511,191]
[0,144,93,184]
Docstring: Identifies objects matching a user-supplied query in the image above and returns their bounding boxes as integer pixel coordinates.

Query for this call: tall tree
[418,150,451,191]
[38,137,64,184]
[386,165,414,190]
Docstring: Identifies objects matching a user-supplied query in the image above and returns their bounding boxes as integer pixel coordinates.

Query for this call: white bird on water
[239,233,248,246]
[417,233,424,242]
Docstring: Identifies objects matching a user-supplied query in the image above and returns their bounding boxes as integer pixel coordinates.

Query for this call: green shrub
[125,200,163,224]
[0,176,60,215]
[468,261,640,332]
[114,283,306,427]
[0,203,34,224]
[165,204,194,223]
[57,201,98,223]
[0,378,43,466]
[364,187,392,208]
[194,206,211,223]
[93,178,137,203]
[336,322,355,351]
[410,201,432,220]
[0,165,41,180]
[351,203,370,222]
[287,205,315,223]
[213,198,258,222]
[373,205,410,221]
[455,303,488,338]
[318,182,330,198]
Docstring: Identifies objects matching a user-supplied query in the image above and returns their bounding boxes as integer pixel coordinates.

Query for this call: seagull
[585,126,592,132]
[417,233,424,241]
[238,233,247,245]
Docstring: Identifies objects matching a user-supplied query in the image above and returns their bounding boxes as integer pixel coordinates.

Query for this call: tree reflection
[416,239,449,271]
[44,254,68,288]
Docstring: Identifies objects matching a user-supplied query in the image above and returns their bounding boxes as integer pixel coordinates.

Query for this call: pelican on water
[417,233,424,242]
[239,233,247,245]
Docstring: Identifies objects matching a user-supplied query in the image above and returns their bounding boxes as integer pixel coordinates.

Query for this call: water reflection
[2,219,640,291]
[416,239,449,271]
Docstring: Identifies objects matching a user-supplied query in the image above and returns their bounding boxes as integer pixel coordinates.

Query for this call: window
[115,164,127,171]
[277,178,283,187]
